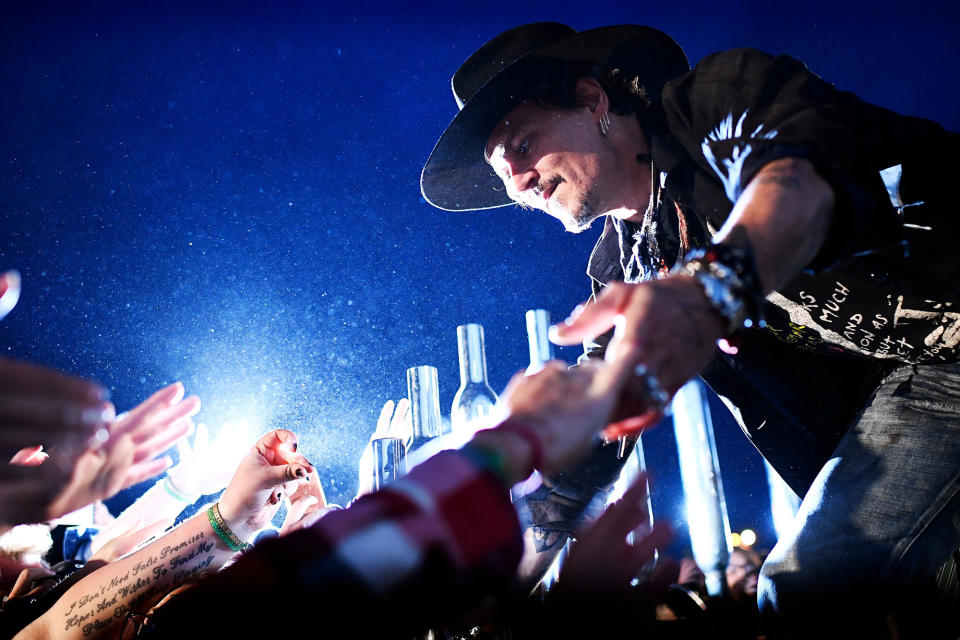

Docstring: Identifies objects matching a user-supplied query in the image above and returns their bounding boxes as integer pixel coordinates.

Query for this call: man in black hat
[422,22,960,635]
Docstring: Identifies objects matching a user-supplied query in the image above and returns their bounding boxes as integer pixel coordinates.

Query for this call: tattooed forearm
[532,526,568,553]
[717,157,834,293]
[23,515,236,640]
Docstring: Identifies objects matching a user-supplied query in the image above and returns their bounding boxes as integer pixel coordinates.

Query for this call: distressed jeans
[758,362,960,636]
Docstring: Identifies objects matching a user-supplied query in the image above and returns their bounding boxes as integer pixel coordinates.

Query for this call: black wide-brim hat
[421,22,689,212]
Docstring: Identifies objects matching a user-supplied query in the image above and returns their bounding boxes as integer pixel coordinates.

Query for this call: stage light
[740,528,757,547]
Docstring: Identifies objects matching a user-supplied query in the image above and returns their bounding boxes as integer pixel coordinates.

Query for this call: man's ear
[574,76,609,118]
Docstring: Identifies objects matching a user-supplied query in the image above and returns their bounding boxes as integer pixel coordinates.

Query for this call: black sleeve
[661,48,904,271]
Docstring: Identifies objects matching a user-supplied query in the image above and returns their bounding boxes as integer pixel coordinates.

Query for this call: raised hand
[166,422,246,498]
[489,358,635,477]
[0,357,110,525]
[550,277,725,437]
[217,429,314,542]
[43,382,200,519]
[281,468,332,536]
[0,270,21,320]
[356,398,411,498]
[556,473,673,595]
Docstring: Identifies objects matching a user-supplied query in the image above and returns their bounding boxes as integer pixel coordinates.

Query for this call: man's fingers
[286,495,319,526]
[8,567,54,600]
[587,477,652,541]
[549,284,633,346]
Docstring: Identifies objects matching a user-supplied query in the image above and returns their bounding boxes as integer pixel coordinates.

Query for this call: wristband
[460,444,512,486]
[206,503,251,553]
[495,419,545,472]
[674,239,765,335]
[162,476,199,503]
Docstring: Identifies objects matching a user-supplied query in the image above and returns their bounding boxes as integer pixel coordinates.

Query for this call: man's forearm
[17,509,236,640]
[714,157,835,293]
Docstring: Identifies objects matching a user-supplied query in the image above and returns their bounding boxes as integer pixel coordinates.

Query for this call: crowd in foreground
[0,273,774,640]
[0,358,769,640]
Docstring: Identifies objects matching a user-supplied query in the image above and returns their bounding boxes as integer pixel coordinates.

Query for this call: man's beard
[563,189,601,234]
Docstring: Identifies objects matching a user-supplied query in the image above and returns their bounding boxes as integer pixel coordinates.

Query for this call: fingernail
[91,386,111,402]
[295,467,304,478]
[90,428,110,447]
[80,407,106,425]
[291,442,298,452]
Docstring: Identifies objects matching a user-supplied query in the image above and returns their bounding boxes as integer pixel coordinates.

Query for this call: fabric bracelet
[162,476,198,504]
[206,503,250,553]
[459,444,512,486]
[494,419,545,472]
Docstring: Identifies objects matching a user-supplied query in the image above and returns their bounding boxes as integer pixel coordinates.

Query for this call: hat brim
[420,25,689,212]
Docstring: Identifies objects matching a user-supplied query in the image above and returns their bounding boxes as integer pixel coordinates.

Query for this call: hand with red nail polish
[0,356,111,525]
[217,429,314,543]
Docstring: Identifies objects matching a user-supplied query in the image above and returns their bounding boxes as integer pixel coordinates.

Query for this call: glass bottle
[450,323,498,432]
[672,379,732,597]
[407,365,443,453]
[370,437,407,491]
[525,309,554,374]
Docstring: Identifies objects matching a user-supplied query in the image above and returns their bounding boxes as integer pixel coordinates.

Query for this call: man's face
[485,100,616,233]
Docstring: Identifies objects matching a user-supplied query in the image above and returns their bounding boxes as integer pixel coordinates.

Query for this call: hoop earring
[599,110,611,136]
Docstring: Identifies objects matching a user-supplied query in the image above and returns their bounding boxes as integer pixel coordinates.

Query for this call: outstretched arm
[16,429,312,640]
[552,156,834,434]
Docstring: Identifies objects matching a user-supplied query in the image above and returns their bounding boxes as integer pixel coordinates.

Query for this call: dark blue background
[2,0,958,551]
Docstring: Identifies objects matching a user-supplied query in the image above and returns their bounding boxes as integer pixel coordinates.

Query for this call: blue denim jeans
[758,362,960,635]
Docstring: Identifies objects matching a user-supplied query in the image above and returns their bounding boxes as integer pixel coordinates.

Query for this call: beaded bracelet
[206,503,251,553]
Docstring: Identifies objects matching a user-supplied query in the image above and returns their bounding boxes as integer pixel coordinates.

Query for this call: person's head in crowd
[726,546,762,602]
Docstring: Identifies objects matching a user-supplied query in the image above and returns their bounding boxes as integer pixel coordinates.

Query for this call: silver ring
[633,364,669,413]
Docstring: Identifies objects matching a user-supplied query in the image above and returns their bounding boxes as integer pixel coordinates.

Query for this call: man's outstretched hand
[550,277,725,437]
